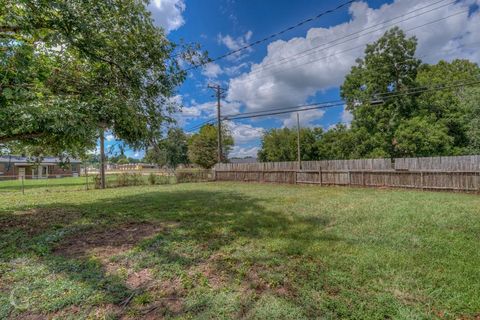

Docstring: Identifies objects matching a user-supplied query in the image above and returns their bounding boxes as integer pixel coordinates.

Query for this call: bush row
[94,173,173,189]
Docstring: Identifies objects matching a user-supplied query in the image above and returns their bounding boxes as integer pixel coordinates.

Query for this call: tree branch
[0,132,45,144]
[0,26,21,33]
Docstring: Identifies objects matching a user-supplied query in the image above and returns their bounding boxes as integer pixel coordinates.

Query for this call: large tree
[414,59,480,155]
[340,27,480,158]
[341,27,421,158]
[257,127,321,162]
[0,0,204,158]
[188,124,233,169]
[145,127,189,168]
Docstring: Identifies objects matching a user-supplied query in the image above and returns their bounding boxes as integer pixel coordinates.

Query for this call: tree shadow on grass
[1,188,341,318]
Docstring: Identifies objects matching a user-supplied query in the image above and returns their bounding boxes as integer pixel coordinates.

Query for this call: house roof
[0,155,82,164]
[229,157,258,164]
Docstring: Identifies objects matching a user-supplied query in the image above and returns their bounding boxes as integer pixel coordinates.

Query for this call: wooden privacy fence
[214,156,480,192]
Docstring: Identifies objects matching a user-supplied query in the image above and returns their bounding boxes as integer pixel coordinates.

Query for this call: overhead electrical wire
[223,80,480,121]
[184,0,356,71]
[246,9,468,80]
[248,0,453,74]
[221,41,480,120]
[184,1,474,131]
[185,79,480,131]
[184,41,480,132]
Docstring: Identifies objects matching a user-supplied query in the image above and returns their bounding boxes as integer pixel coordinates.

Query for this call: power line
[185,38,480,132]
[184,0,356,71]
[245,8,468,80]
[223,80,480,121]
[219,42,480,120]
[184,3,473,131]
[186,74,480,132]
[247,0,453,74]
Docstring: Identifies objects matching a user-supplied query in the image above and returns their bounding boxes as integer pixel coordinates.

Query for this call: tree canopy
[0,0,204,159]
[188,124,233,169]
[257,27,480,161]
[144,127,189,168]
[257,127,321,162]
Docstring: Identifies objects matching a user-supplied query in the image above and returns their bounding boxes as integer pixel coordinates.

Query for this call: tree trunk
[99,127,106,189]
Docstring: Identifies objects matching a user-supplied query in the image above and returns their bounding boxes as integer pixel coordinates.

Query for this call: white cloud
[201,62,223,79]
[227,0,480,112]
[176,99,242,128]
[217,31,254,60]
[105,134,115,142]
[225,121,264,144]
[341,105,353,126]
[186,100,242,119]
[224,62,251,76]
[149,0,186,33]
[229,146,260,158]
[282,109,326,128]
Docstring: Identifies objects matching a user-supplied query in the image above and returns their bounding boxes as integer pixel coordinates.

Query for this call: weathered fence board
[214,156,480,192]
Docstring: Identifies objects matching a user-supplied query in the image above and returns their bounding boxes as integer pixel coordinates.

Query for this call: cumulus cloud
[201,62,223,79]
[282,109,326,128]
[217,31,254,60]
[341,105,353,126]
[224,62,251,76]
[176,99,242,128]
[105,134,115,142]
[225,121,264,144]
[149,0,186,33]
[229,146,260,158]
[227,0,480,113]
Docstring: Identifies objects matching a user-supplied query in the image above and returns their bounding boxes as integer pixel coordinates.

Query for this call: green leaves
[188,125,234,168]
[1,0,204,158]
[258,127,320,162]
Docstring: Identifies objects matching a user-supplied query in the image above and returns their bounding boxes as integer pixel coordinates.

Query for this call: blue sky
[106,0,480,159]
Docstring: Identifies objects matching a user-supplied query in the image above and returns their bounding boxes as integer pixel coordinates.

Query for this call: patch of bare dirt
[53,222,164,259]
[126,268,153,289]
[11,314,46,320]
[188,252,229,289]
[241,263,297,299]
[87,304,123,319]
[0,208,80,236]
[140,277,185,318]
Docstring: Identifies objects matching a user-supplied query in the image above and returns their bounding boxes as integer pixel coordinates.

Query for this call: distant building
[0,155,81,179]
[229,157,258,164]
[107,163,158,171]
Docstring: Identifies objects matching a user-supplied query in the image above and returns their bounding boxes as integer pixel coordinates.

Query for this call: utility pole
[297,112,302,170]
[208,84,227,163]
[99,126,106,189]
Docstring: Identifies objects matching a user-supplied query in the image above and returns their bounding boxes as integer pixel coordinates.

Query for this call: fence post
[362,171,365,186]
[348,171,351,186]
[319,168,322,186]
[420,171,424,190]
[475,171,479,193]
[21,176,25,195]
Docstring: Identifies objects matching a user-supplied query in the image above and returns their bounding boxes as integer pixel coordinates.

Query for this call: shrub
[93,175,101,189]
[156,175,171,185]
[148,173,157,185]
[117,173,128,187]
[176,169,212,183]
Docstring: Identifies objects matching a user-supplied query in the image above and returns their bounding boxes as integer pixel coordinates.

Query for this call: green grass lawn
[0,182,479,319]
[0,177,90,193]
